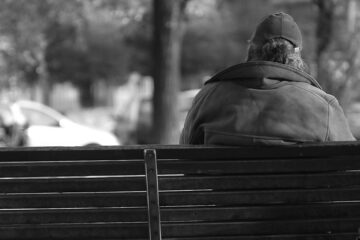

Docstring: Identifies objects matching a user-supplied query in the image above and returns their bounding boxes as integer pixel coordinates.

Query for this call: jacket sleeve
[179,84,218,144]
[179,121,191,144]
[179,97,205,145]
[327,98,356,141]
[179,94,201,144]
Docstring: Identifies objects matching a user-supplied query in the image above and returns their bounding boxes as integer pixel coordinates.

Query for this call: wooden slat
[159,189,360,206]
[162,219,360,237]
[1,198,358,233]
[158,172,360,190]
[0,222,148,239]
[157,157,360,175]
[0,208,148,224]
[0,160,145,177]
[0,177,146,193]
[0,142,359,162]
[0,146,144,161]
[155,142,360,160]
[162,232,359,240]
[1,142,360,162]
[0,148,359,177]
[160,203,360,222]
[0,192,147,208]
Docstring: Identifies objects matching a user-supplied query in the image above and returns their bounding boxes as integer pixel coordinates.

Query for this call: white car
[10,100,120,147]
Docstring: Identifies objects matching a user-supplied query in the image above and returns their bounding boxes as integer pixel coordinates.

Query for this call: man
[180,12,355,145]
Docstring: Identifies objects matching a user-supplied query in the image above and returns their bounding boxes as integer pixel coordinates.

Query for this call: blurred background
[0,0,360,147]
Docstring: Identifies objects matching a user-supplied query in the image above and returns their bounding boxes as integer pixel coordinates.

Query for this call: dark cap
[251,12,302,48]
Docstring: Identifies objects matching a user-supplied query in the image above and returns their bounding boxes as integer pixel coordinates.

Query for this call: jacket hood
[205,61,322,89]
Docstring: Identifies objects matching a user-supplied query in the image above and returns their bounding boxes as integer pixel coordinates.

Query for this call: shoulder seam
[291,84,329,104]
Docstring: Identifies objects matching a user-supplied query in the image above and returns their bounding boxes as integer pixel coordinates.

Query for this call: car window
[20,107,59,127]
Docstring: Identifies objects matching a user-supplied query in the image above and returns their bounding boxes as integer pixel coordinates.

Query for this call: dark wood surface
[0,145,150,239]
[0,143,359,239]
[160,233,358,240]
[154,143,360,240]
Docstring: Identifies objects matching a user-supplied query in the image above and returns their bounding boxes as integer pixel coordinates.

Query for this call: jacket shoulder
[290,82,337,104]
[180,83,219,144]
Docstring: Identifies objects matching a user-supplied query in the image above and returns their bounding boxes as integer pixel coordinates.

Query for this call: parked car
[3,100,120,147]
[0,103,27,147]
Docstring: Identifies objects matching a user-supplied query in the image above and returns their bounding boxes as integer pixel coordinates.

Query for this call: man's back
[180,62,355,145]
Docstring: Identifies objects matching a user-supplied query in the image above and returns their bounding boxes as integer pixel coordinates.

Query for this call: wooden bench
[0,142,359,239]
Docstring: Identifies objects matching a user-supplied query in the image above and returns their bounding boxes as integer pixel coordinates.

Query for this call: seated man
[180,12,355,145]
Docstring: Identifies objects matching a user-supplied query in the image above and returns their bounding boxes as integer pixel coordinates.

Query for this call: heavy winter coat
[180,61,355,145]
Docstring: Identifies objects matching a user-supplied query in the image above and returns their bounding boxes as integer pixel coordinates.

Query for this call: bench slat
[157,157,360,175]
[160,203,360,221]
[161,219,360,237]
[0,177,146,193]
[0,147,143,161]
[155,143,360,159]
[0,208,148,224]
[0,156,358,177]
[0,160,145,177]
[158,172,360,190]
[0,222,148,239]
[3,203,359,225]
[159,189,360,206]
[161,232,358,240]
[1,143,360,160]
[0,192,147,208]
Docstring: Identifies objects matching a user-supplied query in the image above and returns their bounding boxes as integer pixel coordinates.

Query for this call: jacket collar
[205,61,322,89]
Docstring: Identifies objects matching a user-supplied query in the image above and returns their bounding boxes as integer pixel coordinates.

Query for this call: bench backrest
[0,146,150,239]
[147,143,360,240]
[0,143,359,240]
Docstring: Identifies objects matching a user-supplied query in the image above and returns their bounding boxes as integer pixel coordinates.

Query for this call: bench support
[145,149,162,240]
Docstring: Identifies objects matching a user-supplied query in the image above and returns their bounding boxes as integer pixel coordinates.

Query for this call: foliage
[0,0,149,106]
[45,0,149,106]
[314,0,360,107]
[181,0,274,88]
[0,0,359,108]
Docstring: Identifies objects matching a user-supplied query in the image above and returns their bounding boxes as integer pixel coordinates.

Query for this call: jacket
[180,61,355,145]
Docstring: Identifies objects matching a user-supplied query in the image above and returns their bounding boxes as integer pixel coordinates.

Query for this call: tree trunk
[38,55,52,106]
[314,0,359,108]
[79,81,95,107]
[37,36,52,106]
[314,0,336,92]
[152,0,188,144]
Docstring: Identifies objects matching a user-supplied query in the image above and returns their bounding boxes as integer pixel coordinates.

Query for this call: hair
[246,38,306,72]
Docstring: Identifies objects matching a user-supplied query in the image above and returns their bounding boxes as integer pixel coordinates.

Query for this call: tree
[45,0,149,107]
[0,0,149,107]
[314,0,360,107]
[0,0,86,104]
[0,0,50,103]
[45,16,127,107]
[152,0,189,144]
